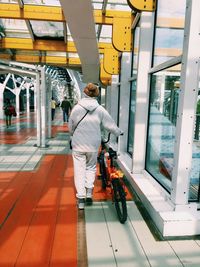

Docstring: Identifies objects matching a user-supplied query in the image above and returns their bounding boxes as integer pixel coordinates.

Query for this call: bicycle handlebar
[101,132,111,145]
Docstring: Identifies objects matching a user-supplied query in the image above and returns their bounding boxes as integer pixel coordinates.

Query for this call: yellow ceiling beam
[0,4,133,52]
[1,37,119,54]
[0,3,131,23]
[112,17,132,51]
[102,47,119,75]
[1,37,120,74]
[1,38,77,52]
[1,37,117,52]
[127,0,156,12]
[0,3,64,21]
[0,53,81,67]
[100,59,112,86]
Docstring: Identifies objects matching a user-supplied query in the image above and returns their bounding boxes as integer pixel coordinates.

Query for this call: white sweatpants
[72,151,98,199]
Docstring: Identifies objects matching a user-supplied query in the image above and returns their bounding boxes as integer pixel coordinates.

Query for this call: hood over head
[78,97,99,112]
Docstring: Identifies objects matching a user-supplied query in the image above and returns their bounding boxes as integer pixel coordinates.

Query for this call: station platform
[0,109,200,267]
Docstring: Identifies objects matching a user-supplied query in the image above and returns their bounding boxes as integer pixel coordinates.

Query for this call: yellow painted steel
[95,10,133,52]
[103,48,119,75]
[127,0,156,12]
[94,10,132,24]
[0,4,133,52]
[0,53,81,66]
[0,4,64,21]
[1,37,118,55]
[1,38,77,52]
[0,3,131,23]
[100,60,112,86]
[112,17,132,51]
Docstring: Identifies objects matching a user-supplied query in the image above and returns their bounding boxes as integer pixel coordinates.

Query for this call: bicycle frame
[97,133,127,223]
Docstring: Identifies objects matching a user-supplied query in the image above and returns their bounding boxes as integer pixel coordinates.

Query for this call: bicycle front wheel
[112,178,127,223]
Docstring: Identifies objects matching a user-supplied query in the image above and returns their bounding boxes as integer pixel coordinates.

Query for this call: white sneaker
[86,188,93,205]
[78,198,85,210]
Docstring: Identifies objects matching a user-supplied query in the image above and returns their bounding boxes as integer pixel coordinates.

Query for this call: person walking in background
[61,96,72,123]
[68,83,123,210]
[3,98,14,127]
[51,97,57,121]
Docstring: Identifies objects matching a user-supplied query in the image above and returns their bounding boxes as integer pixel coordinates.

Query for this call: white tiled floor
[85,201,200,267]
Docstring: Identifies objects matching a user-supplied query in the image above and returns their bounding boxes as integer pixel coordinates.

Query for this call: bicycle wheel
[112,178,127,223]
[98,154,107,189]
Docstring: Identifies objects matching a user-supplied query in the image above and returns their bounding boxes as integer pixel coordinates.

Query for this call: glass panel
[92,0,131,11]
[153,0,186,66]
[23,0,61,6]
[131,24,140,78]
[0,19,31,38]
[127,80,136,154]
[0,0,17,2]
[190,89,200,201]
[128,22,140,154]
[146,64,181,192]
[98,25,112,43]
[30,21,64,39]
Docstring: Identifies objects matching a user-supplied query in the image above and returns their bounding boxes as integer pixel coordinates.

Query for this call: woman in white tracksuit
[68,83,122,209]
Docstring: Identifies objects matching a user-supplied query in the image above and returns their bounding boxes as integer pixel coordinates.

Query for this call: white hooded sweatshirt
[68,95,121,152]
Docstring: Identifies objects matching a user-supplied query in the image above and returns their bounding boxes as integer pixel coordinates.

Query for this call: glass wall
[127,24,140,155]
[146,65,181,191]
[153,0,186,66]
[190,89,200,201]
[145,0,186,192]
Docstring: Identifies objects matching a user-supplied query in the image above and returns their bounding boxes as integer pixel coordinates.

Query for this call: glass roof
[30,21,64,39]
[0,0,132,67]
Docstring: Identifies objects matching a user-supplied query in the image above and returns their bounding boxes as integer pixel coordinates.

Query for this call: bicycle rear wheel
[98,155,107,189]
[112,178,127,223]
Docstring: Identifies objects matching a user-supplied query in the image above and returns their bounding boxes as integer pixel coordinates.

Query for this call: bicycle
[97,132,127,223]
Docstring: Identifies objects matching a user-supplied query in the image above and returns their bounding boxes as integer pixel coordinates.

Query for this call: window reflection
[190,89,200,201]
[153,0,186,66]
[146,65,181,191]
[128,81,136,154]
[128,24,140,154]
[30,21,64,39]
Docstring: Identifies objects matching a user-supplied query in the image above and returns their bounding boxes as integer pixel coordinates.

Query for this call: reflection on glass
[153,0,186,66]
[131,24,140,77]
[190,90,200,201]
[0,19,31,38]
[98,25,112,43]
[128,81,136,154]
[146,65,181,191]
[127,23,140,154]
[30,21,64,39]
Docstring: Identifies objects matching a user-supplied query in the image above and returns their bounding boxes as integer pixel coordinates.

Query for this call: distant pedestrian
[51,97,57,121]
[3,98,16,127]
[61,96,72,123]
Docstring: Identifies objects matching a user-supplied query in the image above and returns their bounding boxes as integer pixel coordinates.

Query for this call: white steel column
[105,85,111,114]
[40,66,47,148]
[0,73,11,119]
[118,52,132,151]
[47,75,52,139]
[110,75,119,124]
[36,72,41,147]
[26,83,30,117]
[12,74,20,118]
[132,12,154,172]
[171,0,200,205]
